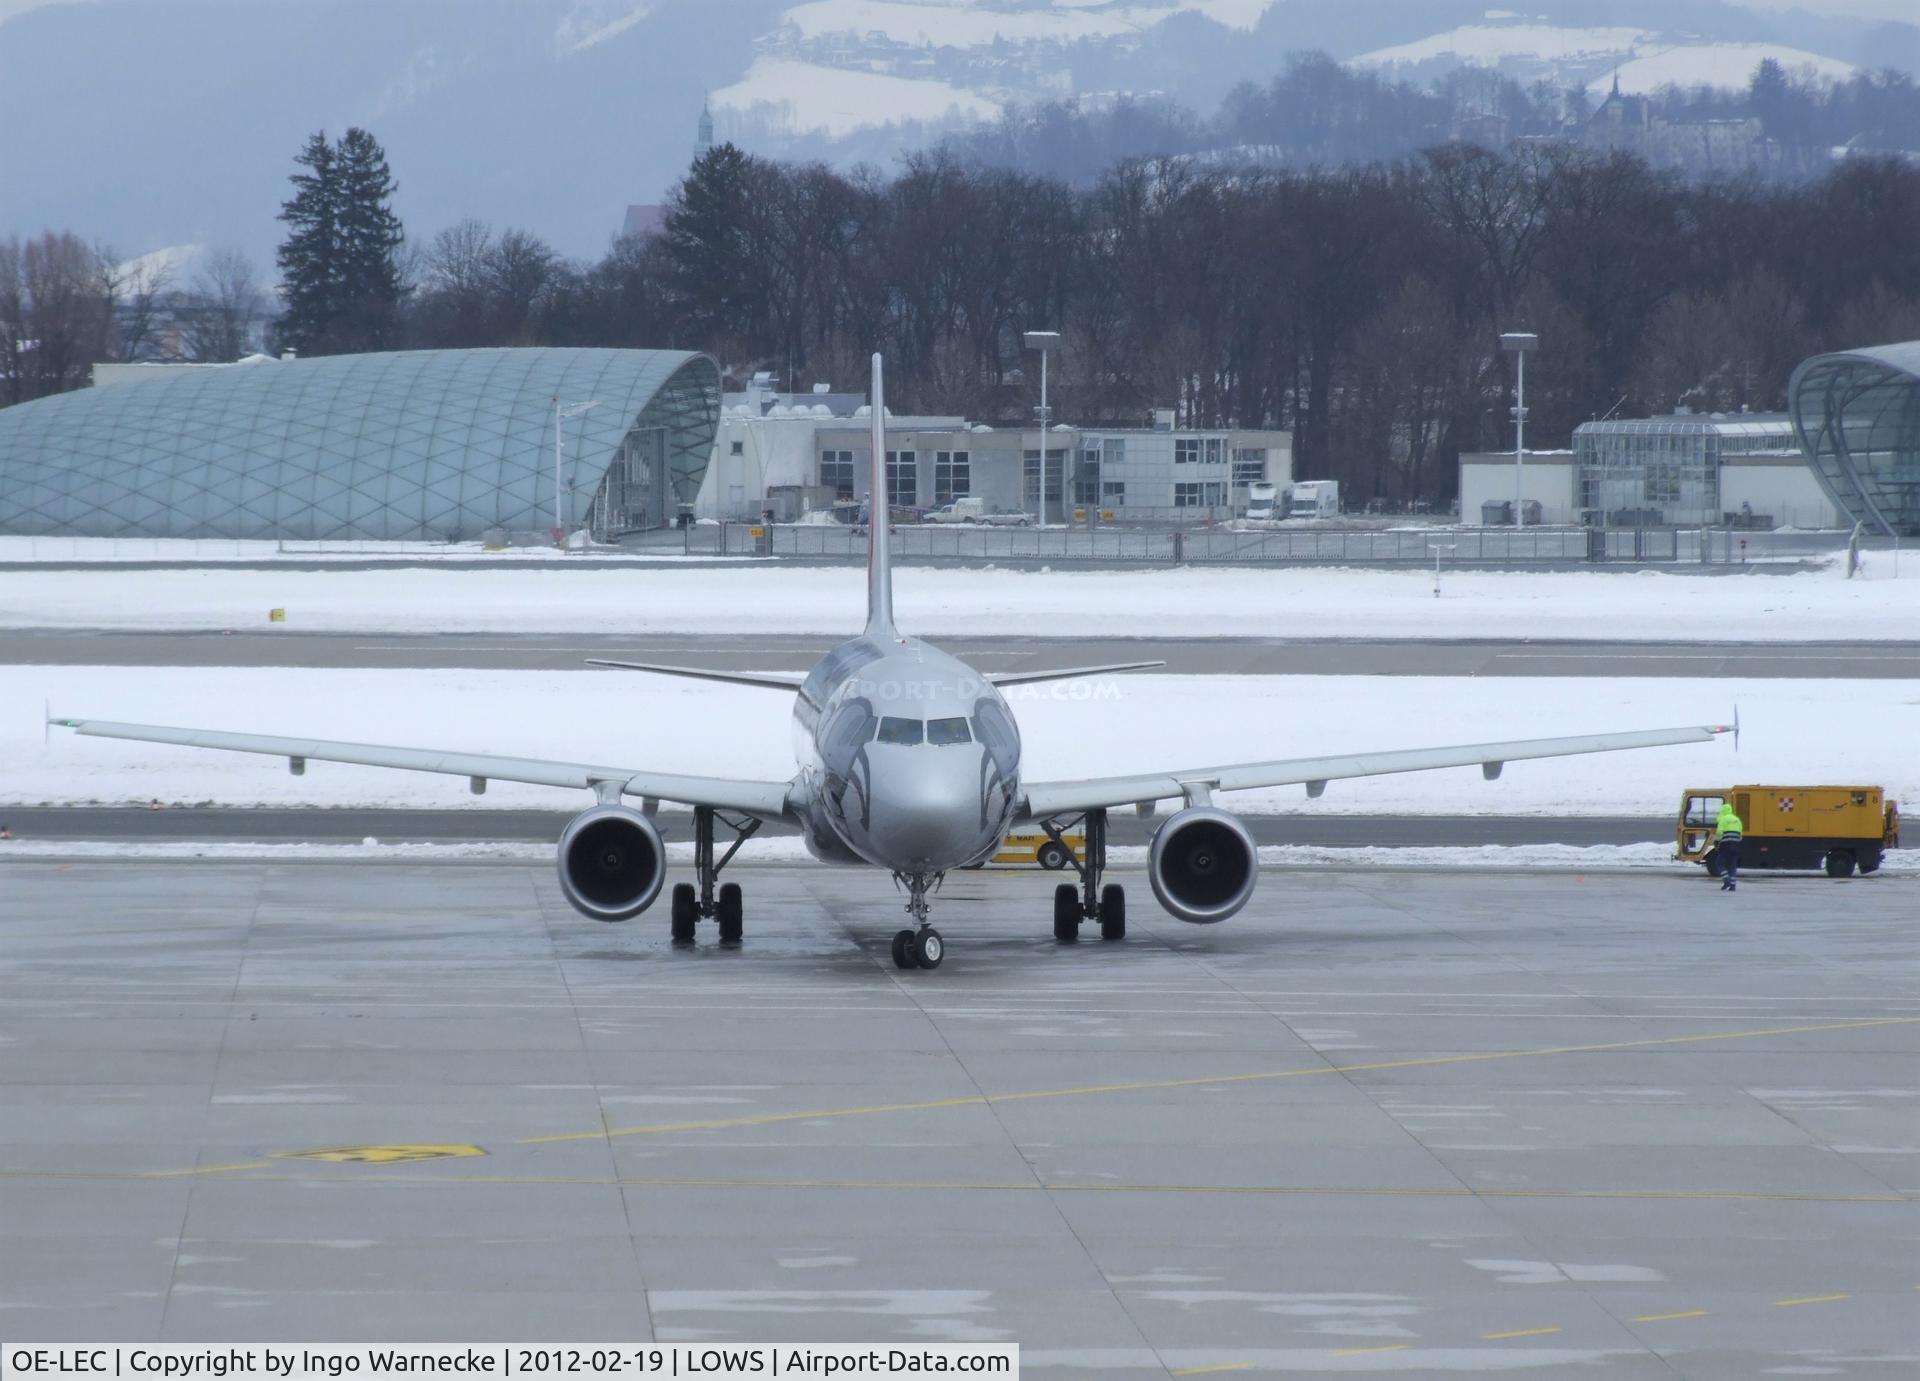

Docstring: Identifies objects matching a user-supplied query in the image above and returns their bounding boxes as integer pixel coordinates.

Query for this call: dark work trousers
[1719,837,1742,885]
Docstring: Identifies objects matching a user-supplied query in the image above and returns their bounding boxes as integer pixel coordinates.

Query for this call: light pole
[553,398,600,545]
[1024,330,1062,525]
[1500,332,1537,529]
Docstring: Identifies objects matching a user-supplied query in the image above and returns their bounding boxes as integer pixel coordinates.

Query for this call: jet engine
[1148,806,1258,924]
[557,805,666,921]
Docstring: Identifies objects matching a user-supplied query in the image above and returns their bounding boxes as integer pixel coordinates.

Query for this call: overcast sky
[5,0,1920,23]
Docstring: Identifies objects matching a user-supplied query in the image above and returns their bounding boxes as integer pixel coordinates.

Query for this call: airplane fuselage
[791,632,1022,877]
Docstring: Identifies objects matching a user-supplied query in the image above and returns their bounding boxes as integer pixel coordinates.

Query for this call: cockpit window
[927,717,972,746]
[876,716,924,746]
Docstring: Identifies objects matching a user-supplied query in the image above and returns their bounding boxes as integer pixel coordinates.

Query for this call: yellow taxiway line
[519,1015,1920,1146]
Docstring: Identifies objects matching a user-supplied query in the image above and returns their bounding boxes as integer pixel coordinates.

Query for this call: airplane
[51,354,1731,972]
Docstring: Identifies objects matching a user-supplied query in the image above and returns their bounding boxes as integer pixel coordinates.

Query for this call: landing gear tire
[1826,849,1856,878]
[1036,840,1070,871]
[891,929,917,970]
[1099,883,1126,941]
[670,883,698,944]
[914,928,944,970]
[716,882,743,943]
[1053,883,1080,942]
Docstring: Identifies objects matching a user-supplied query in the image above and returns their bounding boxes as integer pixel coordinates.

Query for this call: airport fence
[685,521,1873,567]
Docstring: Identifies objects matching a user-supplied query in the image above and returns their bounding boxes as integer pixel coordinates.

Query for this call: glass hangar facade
[0,347,720,540]
[1789,341,1920,536]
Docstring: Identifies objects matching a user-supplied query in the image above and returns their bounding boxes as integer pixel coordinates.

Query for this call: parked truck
[1243,481,1280,522]
[1286,479,1340,518]
[1675,785,1899,878]
[926,496,1032,526]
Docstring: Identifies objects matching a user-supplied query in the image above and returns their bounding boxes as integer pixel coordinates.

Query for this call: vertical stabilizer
[865,352,896,638]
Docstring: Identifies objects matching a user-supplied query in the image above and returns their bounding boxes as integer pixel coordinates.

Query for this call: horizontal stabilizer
[585,659,806,690]
[985,660,1165,687]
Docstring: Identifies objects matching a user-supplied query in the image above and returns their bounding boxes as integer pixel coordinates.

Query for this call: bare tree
[101,247,177,361]
[0,232,113,400]
[181,248,265,362]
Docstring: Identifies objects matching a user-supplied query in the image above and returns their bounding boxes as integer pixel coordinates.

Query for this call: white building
[1459,413,1845,529]
[694,379,1293,525]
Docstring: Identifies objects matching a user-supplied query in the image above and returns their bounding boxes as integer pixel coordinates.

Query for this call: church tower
[696,98,714,158]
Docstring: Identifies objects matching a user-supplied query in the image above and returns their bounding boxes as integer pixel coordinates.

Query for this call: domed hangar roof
[0,347,720,540]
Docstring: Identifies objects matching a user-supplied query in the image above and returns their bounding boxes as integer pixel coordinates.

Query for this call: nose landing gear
[890,871,945,970]
[673,806,761,947]
[1041,809,1125,943]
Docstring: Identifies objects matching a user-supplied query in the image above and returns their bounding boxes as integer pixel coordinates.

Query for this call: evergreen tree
[335,127,407,350]
[273,128,405,354]
[663,142,756,344]
[274,132,340,354]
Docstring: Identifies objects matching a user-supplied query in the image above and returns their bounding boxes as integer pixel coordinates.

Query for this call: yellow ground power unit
[1676,786,1899,878]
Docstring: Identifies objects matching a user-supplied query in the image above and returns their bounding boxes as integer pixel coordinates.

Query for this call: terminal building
[0,348,720,542]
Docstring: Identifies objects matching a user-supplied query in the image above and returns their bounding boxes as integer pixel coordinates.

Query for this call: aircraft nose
[867,748,989,870]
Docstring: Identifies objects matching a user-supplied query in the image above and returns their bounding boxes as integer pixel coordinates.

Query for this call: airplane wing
[586,659,807,690]
[583,658,1166,690]
[1018,724,1730,821]
[984,660,1165,687]
[50,717,796,819]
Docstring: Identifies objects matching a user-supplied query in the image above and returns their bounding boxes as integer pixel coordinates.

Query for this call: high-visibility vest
[1716,805,1744,839]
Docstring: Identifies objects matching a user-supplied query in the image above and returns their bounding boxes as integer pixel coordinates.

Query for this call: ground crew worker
[1714,800,1744,891]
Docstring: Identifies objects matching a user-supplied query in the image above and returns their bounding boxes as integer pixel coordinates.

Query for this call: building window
[820,449,854,500]
[1075,446,1101,504]
[1175,482,1204,507]
[1205,481,1226,506]
[1175,437,1200,464]
[1203,437,1224,465]
[1232,448,1266,485]
[886,449,917,505]
[933,450,969,503]
[1102,481,1125,505]
[1102,437,1125,466]
[730,439,744,456]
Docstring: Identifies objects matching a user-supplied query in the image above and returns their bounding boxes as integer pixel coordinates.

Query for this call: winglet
[865,351,896,639]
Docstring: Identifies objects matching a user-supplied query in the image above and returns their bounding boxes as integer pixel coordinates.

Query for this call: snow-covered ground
[8,838,1911,875]
[0,536,717,564]
[779,0,1275,49]
[713,56,1001,137]
[1358,24,1655,70]
[6,668,1911,815]
[1589,42,1855,95]
[3,561,1912,641]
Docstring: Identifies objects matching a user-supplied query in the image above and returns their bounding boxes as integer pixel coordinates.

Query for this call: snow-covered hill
[1357,20,1857,95]
[0,0,1911,274]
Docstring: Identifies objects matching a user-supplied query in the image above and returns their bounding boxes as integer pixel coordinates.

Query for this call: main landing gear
[1041,809,1125,943]
[670,806,760,946]
[890,872,945,971]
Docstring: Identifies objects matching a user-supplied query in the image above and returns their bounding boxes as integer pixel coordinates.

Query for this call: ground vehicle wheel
[1052,883,1080,942]
[670,883,697,944]
[716,882,743,943]
[1860,851,1882,875]
[1099,884,1126,941]
[1825,849,1856,878]
[914,928,944,970]
[890,929,916,969]
[1036,840,1070,871]
[1703,849,1723,878]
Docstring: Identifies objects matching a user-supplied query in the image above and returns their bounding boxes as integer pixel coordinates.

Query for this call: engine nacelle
[1149,806,1258,924]
[557,805,666,922]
